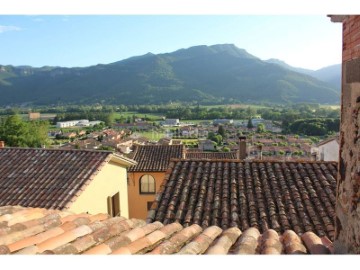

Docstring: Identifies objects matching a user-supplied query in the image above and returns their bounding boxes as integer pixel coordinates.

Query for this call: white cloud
[0,25,21,33]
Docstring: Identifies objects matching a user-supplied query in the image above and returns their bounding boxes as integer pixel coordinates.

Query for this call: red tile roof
[147,159,337,241]
[128,145,185,172]
[185,151,238,160]
[0,148,135,210]
[0,206,333,254]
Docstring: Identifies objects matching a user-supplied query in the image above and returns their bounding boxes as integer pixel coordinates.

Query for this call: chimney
[238,136,247,160]
[0,141,4,148]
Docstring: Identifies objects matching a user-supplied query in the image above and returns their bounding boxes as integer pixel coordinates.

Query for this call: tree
[218,125,226,137]
[0,115,49,147]
[257,123,266,133]
[247,118,254,129]
[0,114,28,147]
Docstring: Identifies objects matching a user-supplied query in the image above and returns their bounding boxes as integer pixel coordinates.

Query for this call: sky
[0,0,359,72]
[0,15,343,70]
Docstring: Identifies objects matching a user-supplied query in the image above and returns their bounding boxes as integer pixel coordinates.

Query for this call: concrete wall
[335,15,360,254]
[69,161,129,218]
[127,171,165,219]
[318,140,339,161]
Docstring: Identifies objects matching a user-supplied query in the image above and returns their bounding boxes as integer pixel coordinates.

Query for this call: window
[139,174,156,194]
[107,192,120,217]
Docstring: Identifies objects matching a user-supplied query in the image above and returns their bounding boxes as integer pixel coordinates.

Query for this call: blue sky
[0,15,343,70]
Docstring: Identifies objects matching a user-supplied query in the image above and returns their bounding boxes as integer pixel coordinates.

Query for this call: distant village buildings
[162,118,180,126]
[56,119,102,128]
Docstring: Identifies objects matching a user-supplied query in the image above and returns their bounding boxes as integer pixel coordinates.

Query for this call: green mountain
[265,59,341,91]
[0,44,340,106]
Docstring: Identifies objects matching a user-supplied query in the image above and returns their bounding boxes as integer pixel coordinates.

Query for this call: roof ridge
[0,147,113,154]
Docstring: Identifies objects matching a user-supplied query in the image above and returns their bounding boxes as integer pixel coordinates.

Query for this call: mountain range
[0,44,341,106]
[265,59,341,91]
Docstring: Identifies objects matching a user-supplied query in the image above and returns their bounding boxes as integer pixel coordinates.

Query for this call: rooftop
[147,159,337,241]
[185,151,238,160]
[0,206,332,255]
[0,148,135,210]
[128,145,184,172]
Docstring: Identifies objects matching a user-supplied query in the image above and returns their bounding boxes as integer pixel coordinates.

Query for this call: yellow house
[127,144,185,219]
[0,147,136,218]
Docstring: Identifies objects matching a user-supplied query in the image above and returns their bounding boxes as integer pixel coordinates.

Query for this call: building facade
[331,15,360,253]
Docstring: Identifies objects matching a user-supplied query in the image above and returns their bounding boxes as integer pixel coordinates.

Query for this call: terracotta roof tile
[128,145,184,172]
[282,230,307,254]
[185,152,238,160]
[148,224,202,254]
[148,159,338,241]
[177,226,223,254]
[232,227,261,254]
[83,219,147,254]
[205,227,242,254]
[301,232,331,254]
[111,223,181,255]
[260,229,283,254]
[0,148,114,210]
[0,206,333,254]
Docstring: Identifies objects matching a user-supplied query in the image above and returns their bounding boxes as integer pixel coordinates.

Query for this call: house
[180,126,198,137]
[162,119,179,126]
[147,159,337,242]
[117,139,133,154]
[0,205,332,254]
[158,137,173,145]
[0,147,136,218]
[56,119,102,128]
[127,145,185,219]
[311,136,339,162]
[62,132,77,139]
[28,112,40,120]
[198,139,216,151]
[213,119,233,125]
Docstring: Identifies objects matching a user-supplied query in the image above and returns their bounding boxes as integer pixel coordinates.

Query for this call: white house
[312,136,339,162]
[198,139,216,151]
[213,119,234,125]
[163,119,180,126]
[56,119,103,128]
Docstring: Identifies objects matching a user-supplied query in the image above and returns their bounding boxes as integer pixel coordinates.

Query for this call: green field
[133,131,167,141]
[114,111,164,121]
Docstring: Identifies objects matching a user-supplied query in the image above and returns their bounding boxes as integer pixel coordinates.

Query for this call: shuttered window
[139,174,156,194]
[107,192,121,217]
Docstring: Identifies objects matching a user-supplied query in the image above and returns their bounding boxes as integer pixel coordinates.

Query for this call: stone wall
[334,15,360,254]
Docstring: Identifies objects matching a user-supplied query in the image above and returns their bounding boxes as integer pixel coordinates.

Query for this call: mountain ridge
[265,58,341,91]
[0,44,340,106]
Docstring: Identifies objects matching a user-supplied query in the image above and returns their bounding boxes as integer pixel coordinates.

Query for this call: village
[0,14,358,257]
[47,114,338,163]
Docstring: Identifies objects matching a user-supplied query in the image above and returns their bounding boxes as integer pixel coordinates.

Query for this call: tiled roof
[185,151,238,160]
[0,148,131,210]
[147,159,337,241]
[128,145,184,172]
[0,206,333,254]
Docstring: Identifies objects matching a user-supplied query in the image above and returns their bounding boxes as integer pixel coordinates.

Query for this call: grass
[319,105,340,110]
[114,111,164,121]
[134,131,166,141]
[202,104,270,109]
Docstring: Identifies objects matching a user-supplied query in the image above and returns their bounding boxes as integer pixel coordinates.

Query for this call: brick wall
[335,15,360,254]
[342,16,360,62]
